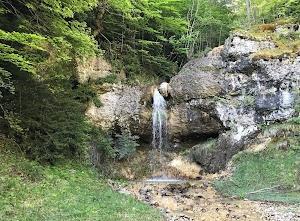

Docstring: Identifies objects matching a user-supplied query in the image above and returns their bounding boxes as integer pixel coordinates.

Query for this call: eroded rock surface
[86,84,153,140]
[167,30,300,172]
[77,56,112,83]
[86,31,300,173]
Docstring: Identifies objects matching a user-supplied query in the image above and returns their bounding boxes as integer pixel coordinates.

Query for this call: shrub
[113,130,139,160]
[88,126,114,165]
[93,97,103,107]
[75,83,98,102]
[94,74,118,85]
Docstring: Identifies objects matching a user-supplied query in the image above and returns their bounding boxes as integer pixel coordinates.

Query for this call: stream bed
[124,180,300,221]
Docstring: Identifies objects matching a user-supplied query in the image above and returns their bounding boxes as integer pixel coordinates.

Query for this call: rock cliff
[86,27,300,173]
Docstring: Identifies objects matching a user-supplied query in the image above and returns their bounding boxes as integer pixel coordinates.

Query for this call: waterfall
[151,88,168,177]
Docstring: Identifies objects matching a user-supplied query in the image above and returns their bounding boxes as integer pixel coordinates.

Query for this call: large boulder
[169,56,228,102]
[169,99,225,139]
[86,84,153,140]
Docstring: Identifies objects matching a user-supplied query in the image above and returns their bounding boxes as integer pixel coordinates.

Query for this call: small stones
[118,188,131,195]
[145,192,152,200]
[164,207,170,213]
[164,183,191,194]
[159,190,167,196]
[139,188,146,195]
[168,214,194,221]
[139,187,153,201]
[150,201,159,206]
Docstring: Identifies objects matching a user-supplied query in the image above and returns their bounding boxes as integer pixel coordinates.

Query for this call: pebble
[150,201,159,206]
[118,188,130,195]
[164,207,170,213]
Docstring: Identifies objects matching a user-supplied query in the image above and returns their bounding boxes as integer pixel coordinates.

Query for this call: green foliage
[114,130,140,160]
[75,82,98,102]
[94,74,118,85]
[232,0,300,28]
[0,67,92,163]
[92,97,103,107]
[0,0,99,97]
[215,149,300,203]
[99,0,189,80]
[0,149,163,220]
[99,0,234,81]
[74,82,103,107]
[88,126,114,158]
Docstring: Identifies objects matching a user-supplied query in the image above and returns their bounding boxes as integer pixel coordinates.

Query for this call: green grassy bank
[0,148,163,221]
[215,124,300,203]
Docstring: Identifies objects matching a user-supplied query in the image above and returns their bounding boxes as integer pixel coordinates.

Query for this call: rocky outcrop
[168,100,225,139]
[169,30,300,172]
[77,56,112,83]
[86,84,153,140]
[221,32,276,59]
[86,30,300,173]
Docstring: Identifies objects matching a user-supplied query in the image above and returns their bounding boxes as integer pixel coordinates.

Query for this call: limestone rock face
[221,32,276,59]
[86,31,300,173]
[167,30,300,172]
[169,56,228,102]
[168,99,225,138]
[86,84,153,140]
[77,56,112,83]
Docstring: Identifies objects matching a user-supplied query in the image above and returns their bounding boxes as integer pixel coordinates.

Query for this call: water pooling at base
[151,88,168,178]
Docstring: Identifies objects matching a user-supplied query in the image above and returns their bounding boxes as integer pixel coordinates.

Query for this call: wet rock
[164,183,191,194]
[118,188,131,195]
[139,188,147,195]
[159,190,167,196]
[164,207,170,213]
[150,201,159,206]
[168,100,225,138]
[145,192,152,200]
[202,183,208,189]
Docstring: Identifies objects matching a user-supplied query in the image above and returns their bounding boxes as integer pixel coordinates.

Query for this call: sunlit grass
[215,148,300,203]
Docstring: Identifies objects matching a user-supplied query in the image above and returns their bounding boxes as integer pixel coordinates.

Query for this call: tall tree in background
[97,0,234,79]
[232,0,300,28]
[97,0,188,79]
[170,0,234,59]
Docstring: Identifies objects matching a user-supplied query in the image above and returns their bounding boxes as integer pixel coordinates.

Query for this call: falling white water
[151,88,168,177]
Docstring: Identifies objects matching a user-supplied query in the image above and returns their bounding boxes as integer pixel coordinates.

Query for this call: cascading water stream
[151,88,168,178]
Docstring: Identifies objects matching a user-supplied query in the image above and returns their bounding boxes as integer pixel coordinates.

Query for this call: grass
[215,148,300,203]
[0,148,163,221]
